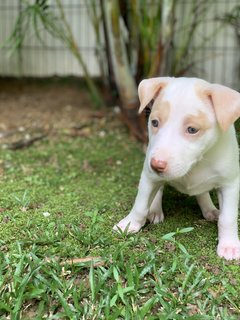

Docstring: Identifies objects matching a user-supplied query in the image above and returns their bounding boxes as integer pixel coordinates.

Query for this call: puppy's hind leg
[147,186,165,224]
[196,192,219,222]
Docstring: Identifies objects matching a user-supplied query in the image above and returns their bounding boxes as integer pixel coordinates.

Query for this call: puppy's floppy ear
[206,84,240,131]
[138,77,173,114]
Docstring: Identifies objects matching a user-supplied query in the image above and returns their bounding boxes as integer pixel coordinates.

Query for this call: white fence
[0,0,239,90]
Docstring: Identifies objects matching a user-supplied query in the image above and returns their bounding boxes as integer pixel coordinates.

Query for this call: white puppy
[114,77,240,260]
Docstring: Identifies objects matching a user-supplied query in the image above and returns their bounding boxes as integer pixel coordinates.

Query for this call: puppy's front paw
[203,209,219,222]
[217,240,240,260]
[113,215,144,234]
[147,210,164,224]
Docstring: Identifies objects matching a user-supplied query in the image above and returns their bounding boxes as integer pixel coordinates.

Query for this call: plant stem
[56,0,104,108]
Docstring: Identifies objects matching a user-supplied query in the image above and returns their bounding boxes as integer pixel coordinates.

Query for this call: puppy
[114,77,240,260]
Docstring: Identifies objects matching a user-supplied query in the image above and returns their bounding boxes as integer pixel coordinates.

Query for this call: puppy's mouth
[149,163,192,180]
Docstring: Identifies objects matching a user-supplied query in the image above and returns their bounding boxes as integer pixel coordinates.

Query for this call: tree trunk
[103,0,147,142]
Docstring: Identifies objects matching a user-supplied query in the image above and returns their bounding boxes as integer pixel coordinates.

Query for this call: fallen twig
[45,256,104,268]
[7,133,47,150]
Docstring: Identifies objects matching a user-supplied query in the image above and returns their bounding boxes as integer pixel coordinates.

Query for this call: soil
[0,78,110,148]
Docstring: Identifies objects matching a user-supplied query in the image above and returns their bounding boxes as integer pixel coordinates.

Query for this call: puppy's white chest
[169,168,220,196]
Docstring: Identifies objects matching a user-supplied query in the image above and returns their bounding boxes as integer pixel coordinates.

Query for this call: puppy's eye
[187,127,199,134]
[151,119,159,128]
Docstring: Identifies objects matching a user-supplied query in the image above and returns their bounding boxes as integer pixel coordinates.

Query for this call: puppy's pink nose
[150,158,167,173]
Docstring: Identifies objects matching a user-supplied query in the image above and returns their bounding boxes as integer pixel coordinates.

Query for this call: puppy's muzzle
[150,158,168,173]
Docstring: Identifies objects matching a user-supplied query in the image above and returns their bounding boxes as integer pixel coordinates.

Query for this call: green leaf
[117,284,125,304]
[24,287,46,299]
[171,258,178,272]
[177,242,191,256]
[122,286,135,294]
[140,262,154,278]
[162,232,176,241]
[110,294,118,307]
[178,227,194,234]
[113,267,120,282]
[89,264,95,302]
[13,266,41,316]
[139,296,157,317]
[56,289,76,319]
[0,301,11,312]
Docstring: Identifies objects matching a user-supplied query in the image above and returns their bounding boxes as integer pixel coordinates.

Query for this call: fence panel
[0,0,239,90]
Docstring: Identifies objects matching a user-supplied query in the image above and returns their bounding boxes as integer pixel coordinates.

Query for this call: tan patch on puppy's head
[184,110,212,130]
[150,100,170,133]
[183,110,212,138]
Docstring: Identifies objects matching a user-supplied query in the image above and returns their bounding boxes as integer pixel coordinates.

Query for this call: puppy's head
[139,77,240,179]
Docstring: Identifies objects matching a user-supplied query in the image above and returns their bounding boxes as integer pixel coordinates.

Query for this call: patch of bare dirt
[0,78,110,148]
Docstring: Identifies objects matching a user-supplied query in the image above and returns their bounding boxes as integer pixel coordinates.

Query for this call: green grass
[0,121,240,319]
